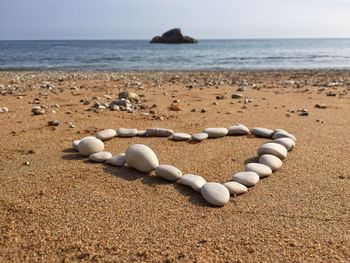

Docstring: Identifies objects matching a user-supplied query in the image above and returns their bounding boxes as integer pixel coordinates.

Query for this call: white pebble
[227,123,250,135]
[250,127,274,138]
[117,128,138,137]
[273,137,295,151]
[258,142,288,160]
[125,144,159,173]
[137,130,147,137]
[72,136,95,150]
[171,133,191,141]
[0,107,9,113]
[155,164,182,181]
[191,133,209,142]
[78,138,104,156]
[230,171,259,187]
[258,154,283,171]
[96,129,117,141]
[178,174,206,191]
[201,183,230,206]
[245,163,273,178]
[203,128,228,138]
[89,151,112,162]
[106,153,125,166]
[223,181,248,195]
[273,129,296,142]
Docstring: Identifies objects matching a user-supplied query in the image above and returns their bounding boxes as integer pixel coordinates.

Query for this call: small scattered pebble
[0,107,9,113]
[47,120,59,127]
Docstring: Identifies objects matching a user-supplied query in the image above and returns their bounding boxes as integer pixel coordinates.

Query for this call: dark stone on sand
[150,28,198,44]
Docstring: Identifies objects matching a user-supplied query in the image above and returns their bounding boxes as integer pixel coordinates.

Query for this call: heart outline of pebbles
[71,124,296,207]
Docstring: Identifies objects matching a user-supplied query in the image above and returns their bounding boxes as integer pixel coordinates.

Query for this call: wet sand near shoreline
[0,70,349,262]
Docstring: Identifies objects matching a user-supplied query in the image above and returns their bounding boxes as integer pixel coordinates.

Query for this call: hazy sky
[0,0,349,40]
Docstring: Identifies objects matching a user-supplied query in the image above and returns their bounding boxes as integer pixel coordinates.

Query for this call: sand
[0,70,349,262]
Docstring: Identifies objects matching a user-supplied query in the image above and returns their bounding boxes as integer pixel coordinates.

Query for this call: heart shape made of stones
[70,124,296,207]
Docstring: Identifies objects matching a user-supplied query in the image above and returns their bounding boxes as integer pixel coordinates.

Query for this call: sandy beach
[0,70,349,262]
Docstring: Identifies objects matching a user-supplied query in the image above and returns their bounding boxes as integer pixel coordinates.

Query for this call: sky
[0,0,349,40]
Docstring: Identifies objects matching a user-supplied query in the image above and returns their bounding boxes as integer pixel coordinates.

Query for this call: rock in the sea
[250,127,274,138]
[89,151,112,162]
[171,133,191,141]
[146,128,173,137]
[230,171,259,187]
[257,142,288,160]
[78,138,104,156]
[191,133,209,142]
[227,123,250,135]
[203,128,228,138]
[106,153,126,167]
[245,163,273,178]
[178,174,206,191]
[0,107,9,113]
[117,128,138,137]
[155,164,182,181]
[223,181,248,195]
[125,144,159,173]
[273,137,295,151]
[96,129,117,141]
[150,28,197,44]
[272,129,296,142]
[201,183,230,206]
[258,154,283,171]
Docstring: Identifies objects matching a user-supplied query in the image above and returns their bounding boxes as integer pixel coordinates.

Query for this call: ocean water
[1,39,350,70]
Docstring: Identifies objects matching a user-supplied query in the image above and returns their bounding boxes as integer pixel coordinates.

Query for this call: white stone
[227,124,250,135]
[117,128,138,137]
[273,129,296,142]
[72,136,95,150]
[0,107,9,113]
[258,154,283,171]
[106,153,125,167]
[201,183,230,206]
[89,151,112,162]
[250,127,274,138]
[137,130,147,137]
[96,129,117,141]
[245,163,273,178]
[203,128,228,138]
[257,142,288,160]
[223,181,248,195]
[230,171,259,187]
[273,137,295,151]
[171,133,191,141]
[191,133,209,142]
[178,174,206,191]
[125,144,159,173]
[146,128,173,137]
[78,138,104,156]
[155,164,182,181]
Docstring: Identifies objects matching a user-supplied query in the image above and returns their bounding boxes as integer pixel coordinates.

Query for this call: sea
[1,39,350,70]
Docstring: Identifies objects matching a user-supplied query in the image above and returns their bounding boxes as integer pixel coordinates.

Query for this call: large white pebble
[250,127,274,138]
[155,164,182,181]
[258,142,288,160]
[89,151,112,162]
[227,124,250,135]
[258,154,283,171]
[72,136,95,150]
[171,133,191,141]
[203,128,228,138]
[273,129,296,142]
[201,183,230,206]
[273,137,295,151]
[96,129,117,141]
[191,133,209,142]
[223,181,248,195]
[230,171,259,187]
[178,174,206,191]
[78,138,104,156]
[106,153,125,167]
[117,128,138,137]
[245,163,272,178]
[125,144,159,173]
